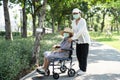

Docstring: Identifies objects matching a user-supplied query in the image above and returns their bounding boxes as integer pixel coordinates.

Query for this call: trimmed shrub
[0,33,62,80]
[0,37,33,80]
[0,31,20,36]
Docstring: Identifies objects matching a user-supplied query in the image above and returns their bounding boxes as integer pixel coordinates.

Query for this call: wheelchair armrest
[61,48,74,51]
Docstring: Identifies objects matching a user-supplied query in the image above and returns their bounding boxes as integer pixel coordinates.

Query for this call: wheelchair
[37,42,76,79]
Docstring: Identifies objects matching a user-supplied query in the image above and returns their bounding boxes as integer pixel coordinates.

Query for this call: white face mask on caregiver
[63,33,69,38]
[73,13,80,20]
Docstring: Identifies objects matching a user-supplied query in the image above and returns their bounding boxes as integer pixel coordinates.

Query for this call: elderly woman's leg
[42,57,50,70]
[37,57,50,73]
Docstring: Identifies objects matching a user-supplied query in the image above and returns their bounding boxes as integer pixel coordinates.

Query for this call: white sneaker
[36,67,45,74]
[77,70,85,75]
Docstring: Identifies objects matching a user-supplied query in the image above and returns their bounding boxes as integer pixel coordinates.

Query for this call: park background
[0,0,120,80]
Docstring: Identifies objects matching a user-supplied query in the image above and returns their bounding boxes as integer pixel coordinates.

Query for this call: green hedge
[0,31,20,36]
[0,33,62,80]
[0,37,33,80]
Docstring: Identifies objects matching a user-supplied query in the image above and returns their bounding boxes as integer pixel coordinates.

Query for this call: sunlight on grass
[54,34,63,38]
[90,32,120,51]
[102,40,120,51]
[44,40,54,44]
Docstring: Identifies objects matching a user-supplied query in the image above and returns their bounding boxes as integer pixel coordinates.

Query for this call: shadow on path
[88,42,120,64]
[79,73,120,80]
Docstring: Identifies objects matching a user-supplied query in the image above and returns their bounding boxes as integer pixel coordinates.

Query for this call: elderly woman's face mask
[73,13,80,19]
[63,33,69,38]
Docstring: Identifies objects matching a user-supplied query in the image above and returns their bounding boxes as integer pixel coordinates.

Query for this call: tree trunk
[57,18,62,31]
[38,13,40,28]
[51,17,55,33]
[31,0,38,36]
[3,0,13,40]
[116,20,119,34]
[21,0,27,38]
[30,0,47,66]
[101,12,106,32]
[32,14,36,36]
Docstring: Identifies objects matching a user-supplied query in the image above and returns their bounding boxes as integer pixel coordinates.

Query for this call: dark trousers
[76,43,89,72]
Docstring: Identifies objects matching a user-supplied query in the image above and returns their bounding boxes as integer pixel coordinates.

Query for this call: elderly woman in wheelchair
[36,27,75,79]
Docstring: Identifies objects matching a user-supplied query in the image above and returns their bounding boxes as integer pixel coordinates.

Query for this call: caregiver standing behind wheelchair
[68,8,91,75]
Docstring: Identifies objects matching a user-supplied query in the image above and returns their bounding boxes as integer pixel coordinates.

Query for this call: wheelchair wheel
[68,69,75,77]
[45,69,50,76]
[53,73,59,79]
[60,65,67,73]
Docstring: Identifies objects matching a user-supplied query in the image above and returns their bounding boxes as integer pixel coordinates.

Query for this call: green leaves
[0,37,33,80]
[0,33,62,79]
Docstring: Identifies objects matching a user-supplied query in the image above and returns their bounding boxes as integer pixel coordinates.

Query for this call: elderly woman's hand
[55,49,64,53]
[53,45,60,48]
[52,45,60,51]
[68,38,72,42]
[52,45,56,49]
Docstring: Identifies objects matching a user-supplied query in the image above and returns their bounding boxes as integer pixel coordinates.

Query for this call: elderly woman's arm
[52,45,60,48]
[55,49,65,52]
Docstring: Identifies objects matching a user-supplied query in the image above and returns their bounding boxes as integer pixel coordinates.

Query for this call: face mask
[63,33,69,38]
[73,14,80,19]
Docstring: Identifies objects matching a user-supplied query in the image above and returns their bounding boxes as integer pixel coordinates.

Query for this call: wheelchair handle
[72,39,78,43]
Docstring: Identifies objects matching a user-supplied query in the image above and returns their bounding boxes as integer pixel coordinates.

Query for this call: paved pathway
[20,42,120,80]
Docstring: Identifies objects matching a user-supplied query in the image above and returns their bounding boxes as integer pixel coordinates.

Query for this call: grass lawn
[90,32,120,51]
